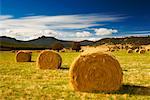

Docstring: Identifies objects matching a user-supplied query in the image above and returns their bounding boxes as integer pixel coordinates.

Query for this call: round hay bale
[110,49,115,52]
[60,49,65,52]
[37,50,62,69]
[134,49,139,53]
[127,49,133,53]
[11,50,16,53]
[69,51,123,92]
[147,49,150,51]
[79,50,84,52]
[121,46,124,49]
[16,51,32,62]
[139,49,146,54]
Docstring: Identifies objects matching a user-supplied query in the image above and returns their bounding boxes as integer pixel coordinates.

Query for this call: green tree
[52,42,64,52]
[72,42,81,52]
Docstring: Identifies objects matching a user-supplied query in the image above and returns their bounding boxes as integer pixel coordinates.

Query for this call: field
[0,50,150,100]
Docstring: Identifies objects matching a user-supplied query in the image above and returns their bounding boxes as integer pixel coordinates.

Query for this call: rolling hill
[0,35,150,50]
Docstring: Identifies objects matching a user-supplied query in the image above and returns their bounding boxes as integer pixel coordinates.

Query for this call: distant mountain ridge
[0,36,150,50]
[0,36,93,50]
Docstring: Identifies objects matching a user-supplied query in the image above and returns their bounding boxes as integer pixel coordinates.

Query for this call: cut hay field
[0,51,150,100]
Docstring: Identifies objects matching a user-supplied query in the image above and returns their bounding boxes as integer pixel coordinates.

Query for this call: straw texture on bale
[69,51,123,92]
[127,49,133,53]
[16,51,32,62]
[37,50,62,69]
[139,49,146,54]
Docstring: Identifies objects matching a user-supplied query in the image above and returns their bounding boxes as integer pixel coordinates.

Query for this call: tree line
[51,42,81,52]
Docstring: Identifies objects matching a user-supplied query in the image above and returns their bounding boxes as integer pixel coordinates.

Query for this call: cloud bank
[0,14,125,40]
[76,31,92,37]
[95,28,118,36]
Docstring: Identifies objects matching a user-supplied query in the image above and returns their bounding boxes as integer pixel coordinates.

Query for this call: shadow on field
[98,85,150,96]
[116,84,150,96]
[60,67,69,70]
[88,85,150,96]
[16,61,35,63]
[60,65,69,70]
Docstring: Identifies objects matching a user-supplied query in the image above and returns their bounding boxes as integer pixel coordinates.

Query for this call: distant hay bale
[36,50,42,53]
[16,51,32,62]
[60,49,65,52]
[127,49,133,53]
[110,49,115,52]
[139,49,146,54]
[13,50,19,53]
[11,50,16,53]
[121,46,124,49]
[37,50,62,69]
[134,49,139,53]
[125,45,129,50]
[116,49,119,51]
[79,50,84,52]
[147,49,150,51]
[69,51,123,92]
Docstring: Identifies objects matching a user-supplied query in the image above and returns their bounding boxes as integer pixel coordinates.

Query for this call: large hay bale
[16,51,32,62]
[127,49,133,53]
[69,51,123,92]
[139,49,146,54]
[134,49,139,53]
[37,50,62,69]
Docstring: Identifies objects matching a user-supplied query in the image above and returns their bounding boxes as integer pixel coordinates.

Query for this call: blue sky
[0,0,150,41]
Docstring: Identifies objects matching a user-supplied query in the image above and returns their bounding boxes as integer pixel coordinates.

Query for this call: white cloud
[76,31,92,37]
[41,30,63,37]
[0,14,125,40]
[0,15,13,20]
[0,29,62,40]
[88,37,102,41]
[94,28,118,36]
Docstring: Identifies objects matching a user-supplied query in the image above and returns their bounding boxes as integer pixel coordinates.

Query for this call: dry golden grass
[0,50,150,99]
